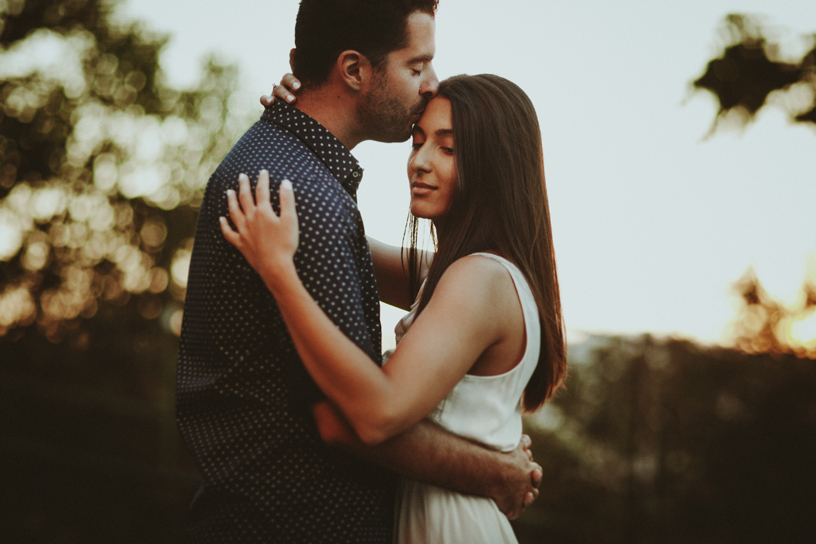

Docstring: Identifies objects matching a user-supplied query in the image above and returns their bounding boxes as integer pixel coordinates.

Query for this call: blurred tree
[0,0,252,354]
[693,14,816,359]
[514,336,816,544]
[729,268,816,358]
[693,13,816,132]
[0,2,255,540]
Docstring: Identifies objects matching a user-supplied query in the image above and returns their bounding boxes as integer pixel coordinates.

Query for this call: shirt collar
[261,101,364,196]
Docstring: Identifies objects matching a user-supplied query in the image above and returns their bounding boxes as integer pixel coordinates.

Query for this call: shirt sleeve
[284,176,381,405]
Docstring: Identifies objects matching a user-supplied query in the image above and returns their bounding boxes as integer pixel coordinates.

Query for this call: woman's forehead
[415,97,452,134]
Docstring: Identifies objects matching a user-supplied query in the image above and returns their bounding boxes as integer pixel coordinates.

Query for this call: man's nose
[420,63,439,99]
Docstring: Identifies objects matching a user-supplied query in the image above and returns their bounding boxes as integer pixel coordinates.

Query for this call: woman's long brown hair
[404,74,566,411]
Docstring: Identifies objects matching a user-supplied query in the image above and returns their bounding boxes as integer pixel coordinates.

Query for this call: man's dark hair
[293,0,438,86]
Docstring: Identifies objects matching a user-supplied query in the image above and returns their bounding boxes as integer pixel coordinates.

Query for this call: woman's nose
[409,147,431,173]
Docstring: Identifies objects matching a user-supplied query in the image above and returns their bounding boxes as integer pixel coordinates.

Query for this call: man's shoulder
[213,118,334,186]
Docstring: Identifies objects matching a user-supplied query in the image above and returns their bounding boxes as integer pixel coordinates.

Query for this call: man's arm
[223,178,536,516]
[366,236,433,311]
[313,402,541,519]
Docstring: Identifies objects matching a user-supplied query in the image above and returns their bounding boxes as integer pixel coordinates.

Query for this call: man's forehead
[395,11,436,60]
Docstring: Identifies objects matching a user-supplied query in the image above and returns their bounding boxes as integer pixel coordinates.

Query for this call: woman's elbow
[354,426,388,447]
[352,412,401,446]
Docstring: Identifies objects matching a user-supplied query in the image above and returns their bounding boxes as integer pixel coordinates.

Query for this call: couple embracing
[176,1,566,543]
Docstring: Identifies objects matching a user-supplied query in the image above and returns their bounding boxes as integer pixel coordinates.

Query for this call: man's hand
[261,73,302,107]
[492,434,543,520]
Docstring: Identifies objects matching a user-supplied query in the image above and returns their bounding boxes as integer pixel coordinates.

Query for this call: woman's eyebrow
[435,129,453,137]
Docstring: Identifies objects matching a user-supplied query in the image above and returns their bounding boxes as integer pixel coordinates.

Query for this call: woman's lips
[411,182,436,196]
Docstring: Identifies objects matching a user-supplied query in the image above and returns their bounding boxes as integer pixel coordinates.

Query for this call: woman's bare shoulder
[433,253,517,310]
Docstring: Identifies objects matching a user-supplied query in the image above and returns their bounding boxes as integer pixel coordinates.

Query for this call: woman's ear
[336,50,371,92]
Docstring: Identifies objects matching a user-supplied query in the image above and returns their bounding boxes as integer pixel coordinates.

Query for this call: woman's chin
[409,205,432,221]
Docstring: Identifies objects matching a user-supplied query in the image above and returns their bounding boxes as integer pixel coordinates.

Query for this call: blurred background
[1,0,814,542]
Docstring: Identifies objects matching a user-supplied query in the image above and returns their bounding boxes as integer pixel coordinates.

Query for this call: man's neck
[294,86,363,151]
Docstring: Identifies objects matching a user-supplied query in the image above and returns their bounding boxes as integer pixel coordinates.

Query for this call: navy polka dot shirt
[176,102,396,543]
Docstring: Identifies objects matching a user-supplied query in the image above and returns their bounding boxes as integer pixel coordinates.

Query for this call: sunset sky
[117,0,816,348]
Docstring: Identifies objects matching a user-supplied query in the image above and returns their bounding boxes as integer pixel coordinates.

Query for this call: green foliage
[514,336,816,544]
[692,13,816,359]
[729,268,816,358]
[0,2,254,539]
[0,0,254,350]
[693,14,816,131]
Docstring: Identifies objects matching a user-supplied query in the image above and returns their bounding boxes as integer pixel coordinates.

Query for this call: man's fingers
[237,173,255,213]
[532,464,543,488]
[256,170,271,207]
[278,179,296,223]
[523,490,538,508]
[506,507,523,521]
[520,434,532,449]
[524,491,534,508]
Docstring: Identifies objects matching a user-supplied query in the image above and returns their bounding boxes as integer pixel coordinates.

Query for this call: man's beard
[358,81,428,143]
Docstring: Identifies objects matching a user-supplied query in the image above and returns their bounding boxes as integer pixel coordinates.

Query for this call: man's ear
[336,50,371,92]
[289,48,296,72]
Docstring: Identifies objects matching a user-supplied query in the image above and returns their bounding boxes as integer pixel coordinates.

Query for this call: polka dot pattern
[176,102,395,543]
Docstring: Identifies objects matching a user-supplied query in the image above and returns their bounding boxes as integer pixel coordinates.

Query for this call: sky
[116,0,816,348]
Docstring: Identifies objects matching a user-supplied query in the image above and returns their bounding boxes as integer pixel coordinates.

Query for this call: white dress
[383,253,541,544]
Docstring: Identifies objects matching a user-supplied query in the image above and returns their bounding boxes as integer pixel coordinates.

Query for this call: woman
[221,74,566,543]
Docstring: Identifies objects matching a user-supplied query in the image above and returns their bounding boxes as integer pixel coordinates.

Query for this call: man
[176,1,540,542]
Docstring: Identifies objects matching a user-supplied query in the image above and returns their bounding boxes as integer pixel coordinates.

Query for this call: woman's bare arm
[221,172,507,445]
[222,168,541,518]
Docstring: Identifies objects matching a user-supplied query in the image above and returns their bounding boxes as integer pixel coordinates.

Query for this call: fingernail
[282,179,292,190]
[286,95,294,103]
[260,169,268,176]
[292,81,300,90]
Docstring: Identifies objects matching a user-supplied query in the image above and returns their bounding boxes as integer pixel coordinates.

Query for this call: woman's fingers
[272,83,294,103]
[255,170,271,207]
[226,188,247,233]
[275,73,302,103]
[219,216,241,248]
[281,73,301,90]
[261,73,303,105]
[237,173,255,214]
[278,179,296,225]
[225,172,298,261]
